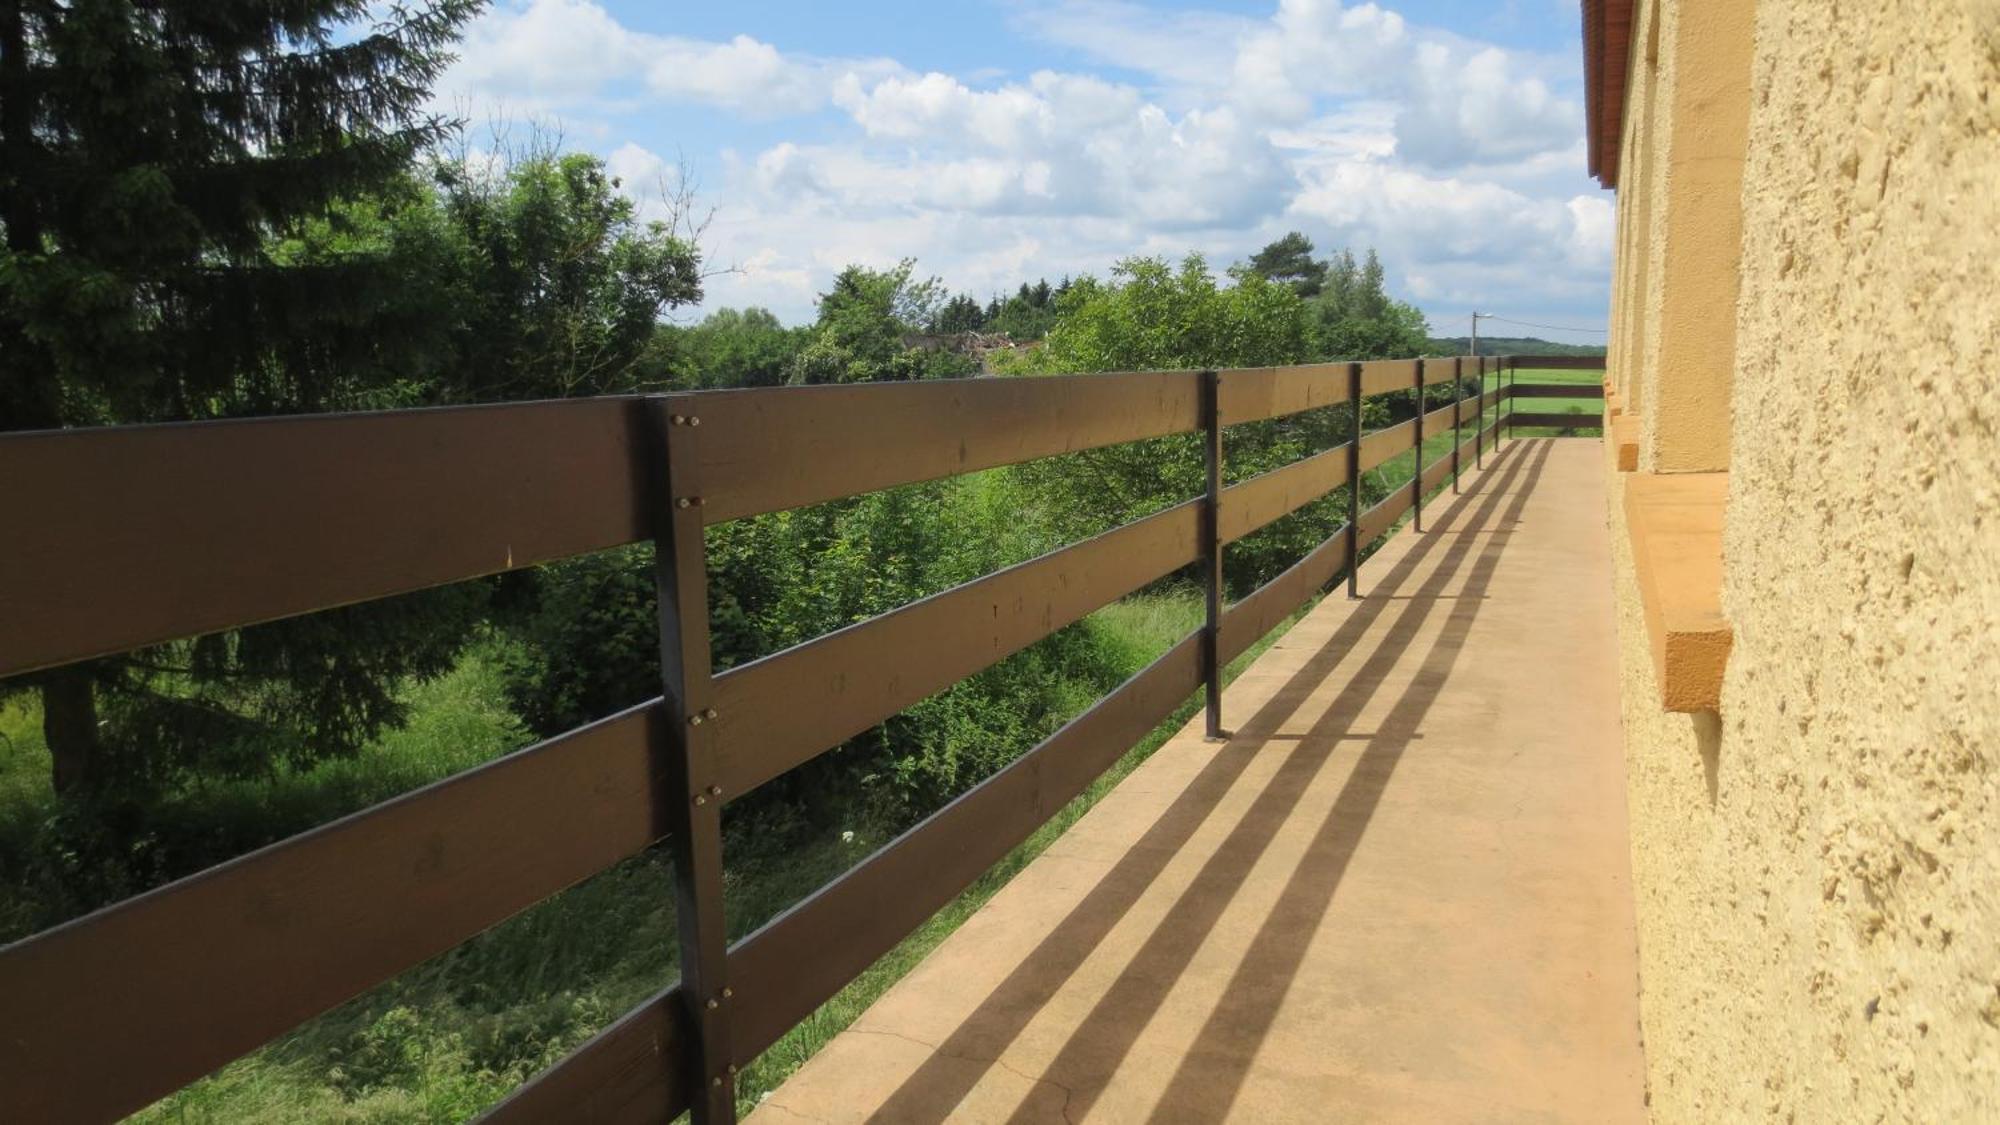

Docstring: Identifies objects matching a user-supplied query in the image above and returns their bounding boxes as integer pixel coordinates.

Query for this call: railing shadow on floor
[865,439,1554,1123]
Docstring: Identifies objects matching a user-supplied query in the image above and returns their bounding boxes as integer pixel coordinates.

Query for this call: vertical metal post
[1474,356,1485,471]
[1411,359,1424,532]
[1506,357,1516,442]
[1200,369,1226,742]
[649,397,737,1125]
[1451,355,1464,494]
[1346,361,1362,599]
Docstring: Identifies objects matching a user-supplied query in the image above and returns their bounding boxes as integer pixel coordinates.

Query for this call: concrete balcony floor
[752,438,1646,1124]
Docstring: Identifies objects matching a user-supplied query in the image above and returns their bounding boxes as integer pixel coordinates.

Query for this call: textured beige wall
[1609,0,2000,1120]
[1637,0,1751,472]
[1611,0,1663,416]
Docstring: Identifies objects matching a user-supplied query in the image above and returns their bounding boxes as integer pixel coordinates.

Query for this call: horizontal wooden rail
[1512,412,1606,429]
[689,371,1204,523]
[482,983,693,1123]
[0,701,668,1123]
[1357,484,1417,545]
[1218,525,1354,665]
[1456,431,1482,466]
[1358,359,1420,398]
[726,629,1206,1061]
[1421,401,1459,434]
[0,398,650,679]
[1,357,1508,679]
[1358,418,1416,473]
[1217,442,1350,543]
[1216,362,1352,426]
[487,629,1207,1124]
[1419,446,1455,495]
[1510,383,1606,399]
[712,499,1203,799]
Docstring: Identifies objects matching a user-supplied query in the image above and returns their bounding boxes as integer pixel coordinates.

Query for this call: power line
[1479,314,1608,335]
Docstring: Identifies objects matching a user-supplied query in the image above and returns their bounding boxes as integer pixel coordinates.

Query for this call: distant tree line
[1427,334,1608,357]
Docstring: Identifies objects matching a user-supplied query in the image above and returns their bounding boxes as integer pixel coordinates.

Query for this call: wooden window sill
[1624,471,1731,712]
[1610,415,1640,471]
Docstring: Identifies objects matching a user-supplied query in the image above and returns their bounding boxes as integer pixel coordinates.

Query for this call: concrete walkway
[752,439,1646,1124]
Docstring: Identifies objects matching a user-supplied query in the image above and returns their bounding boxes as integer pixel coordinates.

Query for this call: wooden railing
[0,355,1604,1123]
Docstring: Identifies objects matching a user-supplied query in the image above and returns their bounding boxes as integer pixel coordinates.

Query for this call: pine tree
[0,0,483,797]
[1246,231,1329,297]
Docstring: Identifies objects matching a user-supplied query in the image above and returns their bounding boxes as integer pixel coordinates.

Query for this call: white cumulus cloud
[438,0,902,118]
[443,0,1611,334]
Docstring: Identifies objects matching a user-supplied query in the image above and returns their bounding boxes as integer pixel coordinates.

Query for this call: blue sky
[434,0,1612,342]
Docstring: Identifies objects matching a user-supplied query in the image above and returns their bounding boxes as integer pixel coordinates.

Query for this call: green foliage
[497,471,1148,829]
[1001,253,1358,593]
[0,0,482,430]
[497,548,662,737]
[0,0,492,800]
[983,278,1064,341]
[930,293,989,334]
[1309,248,1430,360]
[789,259,971,384]
[416,149,704,400]
[1245,231,1329,297]
[1033,256,1312,372]
[647,307,806,389]
[0,645,528,941]
[1240,235,1429,360]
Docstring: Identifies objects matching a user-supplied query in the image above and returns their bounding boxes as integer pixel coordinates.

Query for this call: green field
[1497,365,1605,437]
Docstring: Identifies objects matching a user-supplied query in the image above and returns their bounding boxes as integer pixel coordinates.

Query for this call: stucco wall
[1611,0,1662,416]
[1638,0,1750,473]
[1608,0,2000,1120]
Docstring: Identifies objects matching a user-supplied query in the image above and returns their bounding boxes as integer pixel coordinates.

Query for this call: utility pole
[1469,312,1493,405]
[1470,310,1493,357]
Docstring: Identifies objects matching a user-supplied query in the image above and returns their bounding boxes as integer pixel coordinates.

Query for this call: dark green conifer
[0,0,483,796]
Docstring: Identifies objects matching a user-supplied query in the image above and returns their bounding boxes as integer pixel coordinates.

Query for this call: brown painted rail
[0,354,1593,1123]
[1511,383,1607,399]
[0,399,652,679]
[1508,353,1610,369]
[1513,412,1608,428]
